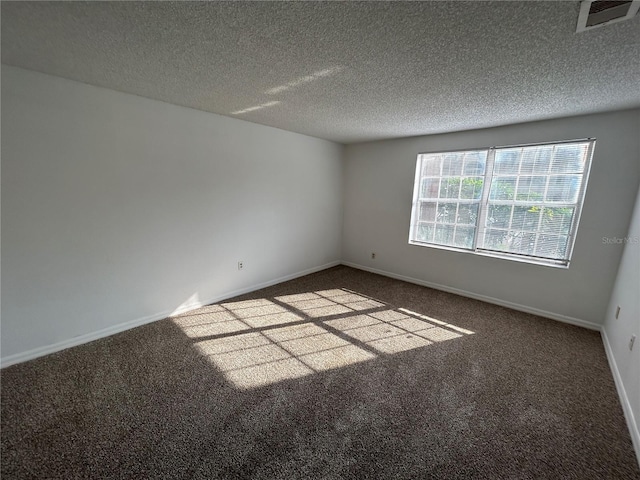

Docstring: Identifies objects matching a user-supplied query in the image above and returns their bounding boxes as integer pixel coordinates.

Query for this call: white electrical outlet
[615,306,621,319]
[238,261,244,270]
[371,252,376,259]
[629,335,636,351]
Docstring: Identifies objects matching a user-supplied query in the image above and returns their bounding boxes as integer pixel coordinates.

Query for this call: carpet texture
[2,266,639,479]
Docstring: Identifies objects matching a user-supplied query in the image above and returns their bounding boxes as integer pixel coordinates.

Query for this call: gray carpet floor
[2,265,639,479]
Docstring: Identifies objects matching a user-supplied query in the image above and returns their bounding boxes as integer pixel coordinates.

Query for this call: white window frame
[408,139,595,268]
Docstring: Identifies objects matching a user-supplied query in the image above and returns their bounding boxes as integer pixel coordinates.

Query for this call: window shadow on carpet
[171,288,474,390]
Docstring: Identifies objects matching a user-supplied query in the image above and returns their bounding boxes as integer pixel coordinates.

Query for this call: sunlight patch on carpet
[172,288,473,390]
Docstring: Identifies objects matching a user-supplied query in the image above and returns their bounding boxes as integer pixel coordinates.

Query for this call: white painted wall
[1,66,343,363]
[343,109,640,326]
[603,184,640,462]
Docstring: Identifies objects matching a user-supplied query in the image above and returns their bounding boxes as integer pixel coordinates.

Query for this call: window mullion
[473,148,495,251]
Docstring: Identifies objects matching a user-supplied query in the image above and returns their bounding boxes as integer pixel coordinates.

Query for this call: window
[408,139,595,266]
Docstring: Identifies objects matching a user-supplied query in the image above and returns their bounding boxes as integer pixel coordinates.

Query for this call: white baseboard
[601,328,640,467]
[341,262,601,331]
[0,261,340,368]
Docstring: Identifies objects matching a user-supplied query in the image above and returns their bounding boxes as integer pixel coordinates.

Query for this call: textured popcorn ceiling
[2,1,639,144]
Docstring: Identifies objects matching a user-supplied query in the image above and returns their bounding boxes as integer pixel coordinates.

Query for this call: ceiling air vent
[576,0,640,32]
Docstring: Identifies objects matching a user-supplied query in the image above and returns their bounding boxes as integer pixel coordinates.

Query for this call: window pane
[546,175,581,203]
[416,223,435,243]
[457,204,479,225]
[436,203,457,224]
[442,153,464,176]
[512,206,540,231]
[516,176,546,202]
[460,177,484,199]
[489,177,516,200]
[550,144,586,173]
[434,224,455,244]
[520,146,552,174]
[421,156,441,176]
[421,178,440,198]
[541,207,574,235]
[411,151,486,250]
[535,234,569,259]
[463,152,486,175]
[494,149,521,174]
[454,226,475,249]
[419,202,437,222]
[483,230,536,255]
[479,141,591,262]
[439,178,461,198]
[483,229,509,251]
[509,232,536,255]
[487,205,512,228]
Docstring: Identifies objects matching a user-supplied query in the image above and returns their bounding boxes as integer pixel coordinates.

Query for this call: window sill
[408,240,570,269]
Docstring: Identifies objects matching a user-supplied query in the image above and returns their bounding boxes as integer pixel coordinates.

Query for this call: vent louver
[576,0,639,32]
